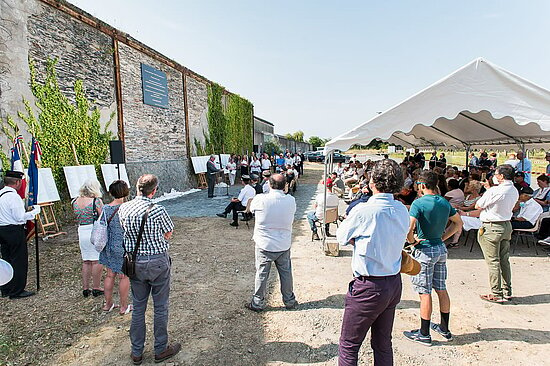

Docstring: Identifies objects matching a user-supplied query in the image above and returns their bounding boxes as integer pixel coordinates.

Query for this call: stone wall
[0,0,252,194]
[186,75,209,156]
[118,42,192,191]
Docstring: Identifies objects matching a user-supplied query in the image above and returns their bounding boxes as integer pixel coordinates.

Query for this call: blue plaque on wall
[141,63,169,108]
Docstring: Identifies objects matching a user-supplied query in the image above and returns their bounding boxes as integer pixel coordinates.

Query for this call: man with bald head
[245,173,298,312]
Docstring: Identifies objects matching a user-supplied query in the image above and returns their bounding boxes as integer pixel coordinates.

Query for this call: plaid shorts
[411,244,448,294]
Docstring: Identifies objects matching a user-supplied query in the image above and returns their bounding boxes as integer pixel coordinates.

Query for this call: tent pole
[465,145,470,171]
[322,151,332,248]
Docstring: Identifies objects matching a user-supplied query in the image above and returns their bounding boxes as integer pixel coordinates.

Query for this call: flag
[27,137,40,207]
[11,135,26,199]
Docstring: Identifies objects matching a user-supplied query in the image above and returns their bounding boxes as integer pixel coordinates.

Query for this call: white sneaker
[538,237,550,246]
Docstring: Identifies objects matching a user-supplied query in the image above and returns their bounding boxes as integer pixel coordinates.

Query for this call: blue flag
[28,138,39,206]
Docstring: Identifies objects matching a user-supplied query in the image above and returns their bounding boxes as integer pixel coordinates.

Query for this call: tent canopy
[324,58,550,153]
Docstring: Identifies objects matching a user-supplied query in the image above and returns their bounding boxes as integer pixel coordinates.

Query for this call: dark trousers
[511,220,534,230]
[0,225,28,297]
[339,274,402,366]
[207,174,216,197]
[224,201,246,222]
[537,217,550,238]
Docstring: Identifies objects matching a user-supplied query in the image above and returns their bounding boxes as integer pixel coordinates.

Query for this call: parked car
[306,151,323,162]
[315,152,350,163]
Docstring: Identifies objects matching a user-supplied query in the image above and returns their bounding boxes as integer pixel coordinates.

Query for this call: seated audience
[457,180,482,211]
[307,181,339,240]
[396,181,417,207]
[445,179,465,207]
[533,174,550,212]
[216,175,256,227]
[330,172,345,197]
[345,182,371,216]
[511,186,542,230]
[261,171,271,193]
[514,172,529,191]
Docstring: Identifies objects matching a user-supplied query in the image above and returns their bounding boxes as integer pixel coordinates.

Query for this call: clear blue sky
[72,0,550,140]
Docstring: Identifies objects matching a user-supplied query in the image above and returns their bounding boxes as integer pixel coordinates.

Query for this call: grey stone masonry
[26,1,118,134]
[186,75,209,155]
[118,42,193,191]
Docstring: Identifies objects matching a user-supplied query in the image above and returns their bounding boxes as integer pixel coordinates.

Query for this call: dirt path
[1,163,549,365]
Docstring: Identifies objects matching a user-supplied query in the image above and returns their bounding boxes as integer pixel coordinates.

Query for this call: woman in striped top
[72,180,104,297]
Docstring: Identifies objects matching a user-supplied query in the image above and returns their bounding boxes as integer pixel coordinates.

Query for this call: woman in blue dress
[100,180,132,314]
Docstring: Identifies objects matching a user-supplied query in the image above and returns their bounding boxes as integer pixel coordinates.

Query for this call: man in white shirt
[0,171,41,299]
[261,171,271,193]
[475,164,519,303]
[246,174,297,312]
[216,175,256,227]
[261,154,272,172]
[307,181,339,240]
[336,159,409,366]
[511,187,542,230]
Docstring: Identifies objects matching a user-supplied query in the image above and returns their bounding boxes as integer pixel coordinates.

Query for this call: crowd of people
[308,150,550,365]
[1,147,550,365]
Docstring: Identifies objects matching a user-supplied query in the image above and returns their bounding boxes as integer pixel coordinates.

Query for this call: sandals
[480,294,507,303]
[102,303,119,312]
[120,304,133,315]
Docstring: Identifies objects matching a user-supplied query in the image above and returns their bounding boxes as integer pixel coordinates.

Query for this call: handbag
[122,204,154,278]
[91,206,120,252]
[400,250,421,276]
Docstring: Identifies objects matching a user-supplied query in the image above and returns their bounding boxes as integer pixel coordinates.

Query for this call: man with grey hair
[475,164,519,303]
[206,154,221,198]
[119,174,180,364]
[245,173,297,312]
[336,159,409,366]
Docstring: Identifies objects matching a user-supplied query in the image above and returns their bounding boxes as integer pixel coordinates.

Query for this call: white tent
[325,58,550,153]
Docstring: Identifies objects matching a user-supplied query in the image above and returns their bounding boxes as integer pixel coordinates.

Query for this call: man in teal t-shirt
[404,170,463,346]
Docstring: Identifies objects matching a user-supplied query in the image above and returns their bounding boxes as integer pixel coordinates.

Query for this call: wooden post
[71,143,80,165]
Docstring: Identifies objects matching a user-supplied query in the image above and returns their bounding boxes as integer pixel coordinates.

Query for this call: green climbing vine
[1,58,114,198]
[195,83,253,155]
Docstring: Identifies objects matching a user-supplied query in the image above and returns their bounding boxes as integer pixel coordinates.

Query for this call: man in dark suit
[206,155,221,198]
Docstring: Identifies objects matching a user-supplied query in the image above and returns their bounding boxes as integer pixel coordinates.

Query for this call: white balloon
[0,259,14,286]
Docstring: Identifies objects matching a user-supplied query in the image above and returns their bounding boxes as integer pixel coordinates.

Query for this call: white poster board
[63,165,99,199]
[101,164,130,189]
[220,154,231,168]
[24,168,60,204]
[191,155,221,174]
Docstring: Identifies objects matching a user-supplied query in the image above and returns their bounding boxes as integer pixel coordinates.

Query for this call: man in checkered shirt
[119,174,180,364]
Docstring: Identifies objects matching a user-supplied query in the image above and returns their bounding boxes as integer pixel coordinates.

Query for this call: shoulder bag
[91,206,120,252]
[122,204,154,279]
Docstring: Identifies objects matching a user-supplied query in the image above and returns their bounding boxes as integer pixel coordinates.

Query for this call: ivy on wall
[1,58,114,199]
[195,83,253,155]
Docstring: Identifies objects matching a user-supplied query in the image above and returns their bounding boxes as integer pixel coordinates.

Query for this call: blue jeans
[307,212,330,233]
[130,252,171,356]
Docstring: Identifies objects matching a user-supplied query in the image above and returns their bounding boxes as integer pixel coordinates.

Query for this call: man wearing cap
[261,171,271,193]
[475,164,519,303]
[216,175,256,227]
[250,174,263,195]
[403,170,462,346]
[514,172,529,191]
[206,155,221,198]
[0,171,41,299]
[336,160,409,366]
[515,151,532,185]
[511,186,542,230]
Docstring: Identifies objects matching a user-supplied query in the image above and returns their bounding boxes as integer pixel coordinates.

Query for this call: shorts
[411,244,448,294]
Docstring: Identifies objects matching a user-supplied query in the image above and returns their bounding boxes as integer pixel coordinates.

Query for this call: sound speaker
[109,140,125,164]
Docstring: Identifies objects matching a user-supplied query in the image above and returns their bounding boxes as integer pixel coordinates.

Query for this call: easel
[197,173,208,189]
[37,202,67,241]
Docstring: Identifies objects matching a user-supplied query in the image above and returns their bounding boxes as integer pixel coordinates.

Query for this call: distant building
[253,116,275,153]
